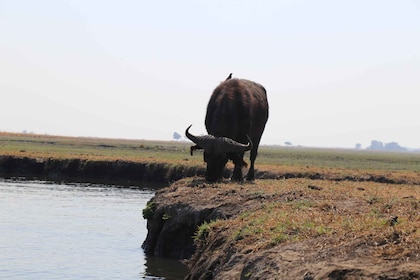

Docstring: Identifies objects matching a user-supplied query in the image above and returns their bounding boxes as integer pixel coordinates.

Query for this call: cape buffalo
[186,77,269,182]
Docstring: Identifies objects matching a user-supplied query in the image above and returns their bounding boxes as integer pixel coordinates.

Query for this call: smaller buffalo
[186,76,269,182]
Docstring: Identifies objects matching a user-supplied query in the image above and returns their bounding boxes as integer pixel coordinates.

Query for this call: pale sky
[1,0,419,148]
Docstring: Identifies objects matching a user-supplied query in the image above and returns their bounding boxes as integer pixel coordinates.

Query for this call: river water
[0,180,187,280]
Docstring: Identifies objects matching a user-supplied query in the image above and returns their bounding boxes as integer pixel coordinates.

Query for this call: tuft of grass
[271,233,290,245]
[194,220,220,242]
[244,272,252,278]
[142,201,156,220]
[289,199,314,210]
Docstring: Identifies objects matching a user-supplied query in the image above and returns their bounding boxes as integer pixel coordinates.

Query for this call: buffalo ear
[190,145,203,156]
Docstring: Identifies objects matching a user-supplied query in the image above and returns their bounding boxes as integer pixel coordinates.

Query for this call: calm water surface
[0,180,186,279]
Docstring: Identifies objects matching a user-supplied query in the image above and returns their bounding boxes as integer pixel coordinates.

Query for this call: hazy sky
[1,0,419,148]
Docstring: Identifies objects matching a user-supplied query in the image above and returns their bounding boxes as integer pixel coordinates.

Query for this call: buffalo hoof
[246,171,255,181]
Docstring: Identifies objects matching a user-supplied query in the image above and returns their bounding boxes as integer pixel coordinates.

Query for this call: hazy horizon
[0,127,418,152]
[1,1,419,149]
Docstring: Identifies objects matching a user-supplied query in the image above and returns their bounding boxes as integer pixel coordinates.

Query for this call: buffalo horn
[185,125,216,151]
[186,125,252,154]
[222,135,253,153]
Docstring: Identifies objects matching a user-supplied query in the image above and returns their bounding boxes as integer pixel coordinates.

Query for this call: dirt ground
[145,177,419,280]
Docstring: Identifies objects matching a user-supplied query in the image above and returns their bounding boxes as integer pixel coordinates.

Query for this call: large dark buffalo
[186,77,269,182]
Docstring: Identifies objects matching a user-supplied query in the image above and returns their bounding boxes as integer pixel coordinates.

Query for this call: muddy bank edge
[0,155,203,186]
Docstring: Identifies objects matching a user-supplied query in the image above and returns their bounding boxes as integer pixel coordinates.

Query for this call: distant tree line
[358,140,407,152]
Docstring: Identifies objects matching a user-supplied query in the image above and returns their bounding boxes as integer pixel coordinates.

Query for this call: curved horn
[186,125,252,154]
[185,125,200,144]
[222,135,253,153]
[185,125,216,150]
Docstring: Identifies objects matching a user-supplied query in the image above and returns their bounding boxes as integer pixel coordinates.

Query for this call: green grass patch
[194,220,220,241]
[142,201,157,220]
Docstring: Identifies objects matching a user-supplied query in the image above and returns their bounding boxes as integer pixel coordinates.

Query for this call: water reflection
[0,180,186,280]
[143,256,187,280]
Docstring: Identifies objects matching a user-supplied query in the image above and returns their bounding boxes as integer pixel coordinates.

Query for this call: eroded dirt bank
[1,155,418,187]
[0,155,203,185]
[142,178,419,280]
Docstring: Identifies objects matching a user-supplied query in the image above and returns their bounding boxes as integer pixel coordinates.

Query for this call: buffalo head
[185,125,252,182]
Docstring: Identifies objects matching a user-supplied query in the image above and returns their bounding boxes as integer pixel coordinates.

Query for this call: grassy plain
[1,131,419,184]
[0,132,192,163]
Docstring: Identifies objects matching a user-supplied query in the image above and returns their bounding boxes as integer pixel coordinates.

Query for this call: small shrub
[142,201,156,220]
[194,220,215,241]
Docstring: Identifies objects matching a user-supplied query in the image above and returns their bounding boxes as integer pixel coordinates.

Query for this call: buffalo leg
[231,153,244,181]
[246,147,258,181]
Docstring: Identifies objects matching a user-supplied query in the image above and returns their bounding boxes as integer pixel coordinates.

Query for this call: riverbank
[0,132,204,186]
[2,132,419,278]
[2,131,420,187]
[143,177,419,279]
[2,155,419,188]
[0,155,204,186]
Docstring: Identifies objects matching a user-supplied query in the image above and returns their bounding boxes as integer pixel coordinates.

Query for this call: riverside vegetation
[1,132,419,279]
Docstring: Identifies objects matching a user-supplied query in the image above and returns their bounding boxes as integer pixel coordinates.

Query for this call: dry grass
[2,132,419,170]
[178,177,420,279]
[0,132,197,164]
[198,179,419,252]
[2,131,420,188]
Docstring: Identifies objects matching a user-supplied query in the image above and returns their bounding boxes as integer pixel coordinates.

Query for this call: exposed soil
[2,155,419,187]
[143,177,419,280]
[0,155,204,186]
